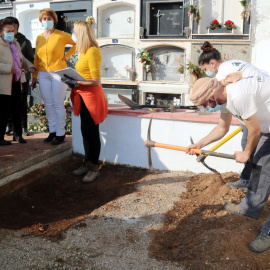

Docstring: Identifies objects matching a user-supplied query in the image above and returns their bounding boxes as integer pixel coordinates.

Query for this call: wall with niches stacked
[250,0,270,75]
[93,0,139,81]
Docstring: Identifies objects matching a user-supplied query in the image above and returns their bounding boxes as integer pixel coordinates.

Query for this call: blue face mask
[3,32,14,43]
[205,104,222,112]
[42,20,54,30]
[206,70,216,78]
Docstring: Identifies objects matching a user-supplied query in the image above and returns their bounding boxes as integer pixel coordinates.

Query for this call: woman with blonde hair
[32,8,76,145]
[62,21,108,183]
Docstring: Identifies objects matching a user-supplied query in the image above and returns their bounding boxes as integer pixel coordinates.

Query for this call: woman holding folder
[32,8,76,145]
[61,21,108,183]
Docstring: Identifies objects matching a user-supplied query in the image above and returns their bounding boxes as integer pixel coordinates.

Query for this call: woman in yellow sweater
[62,21,108,183]
[32,8,76,145]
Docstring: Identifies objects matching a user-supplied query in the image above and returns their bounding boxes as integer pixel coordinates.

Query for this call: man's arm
[187,112,232,154]
[234,114,261,163]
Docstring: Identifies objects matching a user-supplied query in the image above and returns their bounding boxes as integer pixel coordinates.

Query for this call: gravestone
[148,2,184,36]
[100,45,134,80]
[148,46,185,82]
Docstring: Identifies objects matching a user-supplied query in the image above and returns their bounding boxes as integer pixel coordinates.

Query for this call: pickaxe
[145,118,236,171]
[195,126,242,163]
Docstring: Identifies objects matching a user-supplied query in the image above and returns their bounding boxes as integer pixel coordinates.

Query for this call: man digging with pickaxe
[187,71,270,253]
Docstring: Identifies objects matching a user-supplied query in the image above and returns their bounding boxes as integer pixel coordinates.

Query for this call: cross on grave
[154,9,165,35]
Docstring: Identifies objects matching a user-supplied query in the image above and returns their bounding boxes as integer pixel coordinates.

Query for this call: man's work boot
[82,163,100,184]
[72,160,89,177]
[224,202,258,219]
[248,232,270,253]
[226,179,249,190]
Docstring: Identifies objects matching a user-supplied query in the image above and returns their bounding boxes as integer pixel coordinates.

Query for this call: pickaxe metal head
[190,136,218,173]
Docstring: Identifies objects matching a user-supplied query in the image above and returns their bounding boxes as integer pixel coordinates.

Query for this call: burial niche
[148,46,185,82]
[148,1,184,36]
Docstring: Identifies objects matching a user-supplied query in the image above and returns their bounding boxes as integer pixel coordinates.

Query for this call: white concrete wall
[72,114,243,174]
[250,0,270,75]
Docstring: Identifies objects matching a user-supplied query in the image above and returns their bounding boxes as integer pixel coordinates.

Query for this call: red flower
[212,19,219,25]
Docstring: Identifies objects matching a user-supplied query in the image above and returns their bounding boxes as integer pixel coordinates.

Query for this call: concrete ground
[0,132,72,197]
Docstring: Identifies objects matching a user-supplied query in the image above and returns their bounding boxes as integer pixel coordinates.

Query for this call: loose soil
[1,161,270,269]
[149,172,270,269]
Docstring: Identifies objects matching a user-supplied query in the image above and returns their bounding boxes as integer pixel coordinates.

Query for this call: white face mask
[71,33,77,43]
[206,70,216,77]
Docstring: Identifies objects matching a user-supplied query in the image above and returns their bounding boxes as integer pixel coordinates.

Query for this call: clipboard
[53,67,87,81]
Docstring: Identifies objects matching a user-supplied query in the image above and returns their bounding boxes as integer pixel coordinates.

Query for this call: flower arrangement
[177,64,184,74]
[137,48,152,73]
[28,99,72,135]
[240,0,251,21]
[124,64,132,78]
[102,65,111,72]
[186,61,204,78]
[124,65,132,73]
[224,20,236,30]
[29,103,46,116]
[183,4,201,22]
[86,16,94,25]
[210,19,221,30]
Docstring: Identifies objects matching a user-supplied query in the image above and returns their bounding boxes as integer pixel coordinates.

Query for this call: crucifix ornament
[154,9,165,35]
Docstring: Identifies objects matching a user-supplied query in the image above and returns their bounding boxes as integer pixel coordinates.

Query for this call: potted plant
[124,64,132,79]
[137,48,152,80]
[183,4,201,22]
[102,64,111,77]
[177,64,184,74]
[209,19,222,30]
[177,64,185,83]
[224,20,236,30]
[186,61,204,83]
[240,0,251,21]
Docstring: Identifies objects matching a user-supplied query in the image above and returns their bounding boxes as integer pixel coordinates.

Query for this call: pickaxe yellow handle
[197,126,242,162]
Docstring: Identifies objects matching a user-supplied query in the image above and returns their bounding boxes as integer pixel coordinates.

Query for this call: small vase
[147,72,152,81]
[192,75,197,84]
[180,74,184,83]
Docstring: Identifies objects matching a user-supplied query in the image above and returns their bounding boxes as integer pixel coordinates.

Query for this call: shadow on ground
[0,161,149,240]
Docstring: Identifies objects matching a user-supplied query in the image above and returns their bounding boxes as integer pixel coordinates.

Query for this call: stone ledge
[0,141,72,180]
[0,148,72,197]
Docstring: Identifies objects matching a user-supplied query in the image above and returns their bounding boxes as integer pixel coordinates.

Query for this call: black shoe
[52,135,65,145]
[13,135,27,144]
[43,132,56,143]
[0,140,12,146]
[5,125,13,135]
[22,127,30,136]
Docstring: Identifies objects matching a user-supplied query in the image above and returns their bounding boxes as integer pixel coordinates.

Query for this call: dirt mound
[148,172,270,269]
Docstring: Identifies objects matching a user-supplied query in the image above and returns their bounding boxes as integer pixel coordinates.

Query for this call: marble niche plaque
[148,2,184,36]
[99,5,135,38]
[149,46,185,82]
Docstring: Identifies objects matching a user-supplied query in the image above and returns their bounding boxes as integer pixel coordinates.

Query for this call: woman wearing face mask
[0,17,35,145]
[32,8,76,145]
[61,21,108,183]
[198,41,269,112]
[197,41,270,190]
